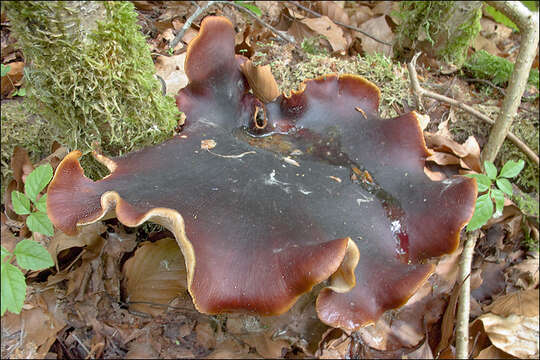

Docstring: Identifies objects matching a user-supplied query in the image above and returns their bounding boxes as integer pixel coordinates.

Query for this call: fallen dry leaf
[301,16,348,52]
[460,136,482,172]
[154,53,189,96]
[475,345,516,359]
[426,151,461,166]
[205,338,255,359]
[125,340,159,359]
[318,328,351,359]
[196,320,217,350]
[48,222,106,270]
[349,6,374,27]
[122,237,188,316]
[371,1,397,16]
[505,254,540,290]
[1,289,66,359]
[485,288,539,318]
[1,61,24,97]
[424,132,471,158]
[423,166,447,181]
[317,2,350,25]
[471,262,507,303]
[182,27,199,45]
[355,16,394,57]
[226,313,290,358]
[241,59,280,103]
[473,313,539,358]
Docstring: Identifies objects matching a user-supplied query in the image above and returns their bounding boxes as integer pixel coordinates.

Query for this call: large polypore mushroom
[47,16,477,331]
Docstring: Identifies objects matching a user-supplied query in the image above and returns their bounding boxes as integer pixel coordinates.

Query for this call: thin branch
[482,2,540,163]
[455,230,479,359]
[462,78,506,96]
[71,333,91,358]
[223,1,299,49]
[407,52,423,110]
[288,1,392,47]
[170,1,300,51]
[170,1,215,51]
[407,57,539,166]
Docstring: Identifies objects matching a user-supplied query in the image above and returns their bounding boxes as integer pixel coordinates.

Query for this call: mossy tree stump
[3,1,180,178]
[394,1,482,68]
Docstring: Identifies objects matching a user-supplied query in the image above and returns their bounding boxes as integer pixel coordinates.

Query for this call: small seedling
[1,63,27,97]
[1,64,11,77]
[12,87,26,97]
[234,1,262,17]
[2,164,55,316]
[465,159,525,231]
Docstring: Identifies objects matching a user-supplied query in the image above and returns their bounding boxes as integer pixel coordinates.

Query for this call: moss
[465,50,540,89]
[252,43,411,118]
[300,36,329,56]
[439,7,482,66]
[3,1,180,177]
[394,2,482,67]
[1,101,55,201]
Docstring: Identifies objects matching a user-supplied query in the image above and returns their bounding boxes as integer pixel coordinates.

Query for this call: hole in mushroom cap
[254,105,267,129]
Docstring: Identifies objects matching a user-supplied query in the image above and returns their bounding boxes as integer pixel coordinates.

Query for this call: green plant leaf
[1,246,10,262]
[484,5,518,31]
[24,163,53,203]
[495,178,513,196]
[499,159,525,178]
[467,193,494,231]
[14,88,26,97]
[234,1,262,16]
[484,161,497,180]
[1,262,27,315]
[13,239,54,270]
[491,189,505,216]
[11,190,31,215]
[1,64,10,77]
[26,211,54,236]
[464,173,491,192]
[35,194,48,213]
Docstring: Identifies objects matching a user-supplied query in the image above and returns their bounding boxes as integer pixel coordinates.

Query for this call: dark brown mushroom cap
[47,16,476,329]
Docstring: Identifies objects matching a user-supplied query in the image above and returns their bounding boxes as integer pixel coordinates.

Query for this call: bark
[394,1,482,67]
[481,2,540,163]
[455,230,478,359]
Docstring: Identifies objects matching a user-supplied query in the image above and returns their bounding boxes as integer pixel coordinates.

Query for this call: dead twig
[223,1,299,49]
[171,1,300,51]
[407,52,423,110]
[462,78,507,96]
[455,230,479,359]
[288,1,392,47]
[71,332,91,359]
[407,55,539,166]
[482,2,539,163]
[169,1,215,51]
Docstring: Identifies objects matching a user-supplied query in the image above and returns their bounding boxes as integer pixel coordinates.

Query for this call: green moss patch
[1,101,54,202]
[253,44,411,118]
[4,1,180,166]
[465,50,539,89]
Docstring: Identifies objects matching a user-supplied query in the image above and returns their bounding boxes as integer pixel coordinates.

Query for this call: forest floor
[1,2,539,359]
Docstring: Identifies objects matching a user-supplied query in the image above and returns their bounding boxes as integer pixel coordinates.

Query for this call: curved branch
[481,1,540,163]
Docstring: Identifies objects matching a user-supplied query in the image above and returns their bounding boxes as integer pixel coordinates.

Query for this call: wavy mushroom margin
[47,150,361,316]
